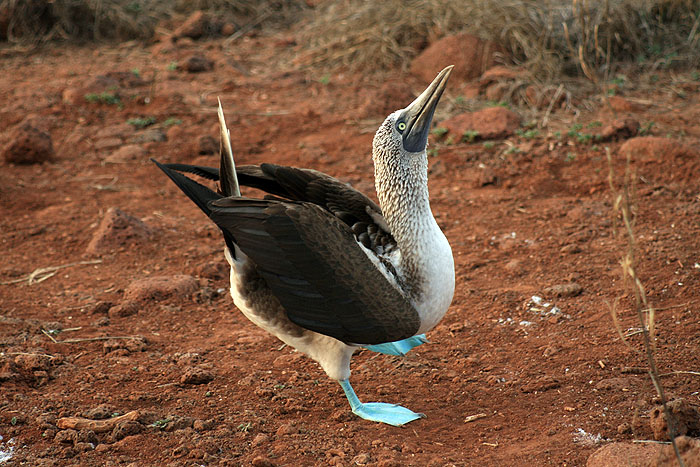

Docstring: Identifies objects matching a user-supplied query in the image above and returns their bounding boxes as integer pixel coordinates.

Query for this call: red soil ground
[1,29,699,466]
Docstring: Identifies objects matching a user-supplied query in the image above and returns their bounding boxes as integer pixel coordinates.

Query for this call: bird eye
[397,121,406,132]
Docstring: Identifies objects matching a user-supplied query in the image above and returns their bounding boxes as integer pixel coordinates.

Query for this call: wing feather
[209,197,419,344]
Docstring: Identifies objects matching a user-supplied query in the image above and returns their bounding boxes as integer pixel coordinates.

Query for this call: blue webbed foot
[363,334,428,356]
[339,380,424,426]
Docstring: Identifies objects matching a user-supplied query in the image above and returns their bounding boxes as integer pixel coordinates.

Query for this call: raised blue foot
[339,379,424,426]
[363,334,428,356]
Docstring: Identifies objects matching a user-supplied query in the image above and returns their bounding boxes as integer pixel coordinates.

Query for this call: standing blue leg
[339,379,424,426]
[363,334,428,356]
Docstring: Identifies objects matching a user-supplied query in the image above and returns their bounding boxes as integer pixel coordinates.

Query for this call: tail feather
[152,159,221,217]
[218,99,241,198]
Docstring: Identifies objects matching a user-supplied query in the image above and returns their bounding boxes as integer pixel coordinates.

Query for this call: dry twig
[57,410,140,433]
[606,148,684,465]
[0,260,102,286]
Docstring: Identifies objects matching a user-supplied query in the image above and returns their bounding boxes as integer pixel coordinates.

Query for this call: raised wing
[209,197,419,344]
[162,163,395,255]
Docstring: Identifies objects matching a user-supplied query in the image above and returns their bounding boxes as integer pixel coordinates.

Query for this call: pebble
[86,208,153,255]
[275,422,299,436]
[252,455,277,467]
[123,275,198,303]
[543,283,583,297]
[111,420,142,441]
[252,433,270,447]
[2,122,54,164]
[180,366,214,385]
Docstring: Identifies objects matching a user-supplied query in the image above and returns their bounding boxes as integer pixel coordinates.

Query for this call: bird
[153,65,455,426]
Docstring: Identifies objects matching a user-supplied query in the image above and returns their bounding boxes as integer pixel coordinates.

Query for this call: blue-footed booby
[154,65,455,426]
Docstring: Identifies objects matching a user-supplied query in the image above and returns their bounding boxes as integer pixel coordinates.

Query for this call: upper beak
[402,65,453,153]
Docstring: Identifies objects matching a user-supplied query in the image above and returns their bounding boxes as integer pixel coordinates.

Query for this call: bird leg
[338,379,424,426]
[363,333,428,356]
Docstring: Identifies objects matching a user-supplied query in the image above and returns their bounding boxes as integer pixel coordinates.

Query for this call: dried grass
[606,147,684,464]
[0,0,306,44]
[293,0,700,79]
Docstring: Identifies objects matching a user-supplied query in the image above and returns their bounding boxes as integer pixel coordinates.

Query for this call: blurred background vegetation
[1,0,698,81]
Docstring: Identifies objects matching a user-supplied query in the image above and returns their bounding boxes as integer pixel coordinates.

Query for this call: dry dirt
[1,31,700,467]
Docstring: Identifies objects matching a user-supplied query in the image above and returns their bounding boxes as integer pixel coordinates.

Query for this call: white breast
[413,220,455,333]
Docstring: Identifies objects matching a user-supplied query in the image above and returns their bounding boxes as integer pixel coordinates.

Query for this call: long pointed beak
[402,65,453,153]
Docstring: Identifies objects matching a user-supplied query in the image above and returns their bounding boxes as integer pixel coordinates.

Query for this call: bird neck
[374,151,433,247]
[373,145,455,330]
[374,150,442,292]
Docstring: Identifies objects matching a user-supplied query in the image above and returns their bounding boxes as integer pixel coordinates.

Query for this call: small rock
[3,122,54,164]
[520,376,560,393]
[14,353,51,372]
[620,136,699,161]
[543,283,583,297]
[107,300,139,318]
[164,415,195,432]
[595,377,631,391]
[410,33,504,83]
[251,456,277,467]
[560,244,581,254]
[476,167,497,187]
[103,336,147,354]
[193,419,214,432]
[252,433,270,447]
[617,423,632,434]
[196,135,218,155]
[192,261,229,280]
[94,137,123,151]
[73,441,94,452]
[182,54,214,73]
[649,399,700,441]
[504,258,524,275]
[104,144,147,164]
[91,301,113,315]
[174,352,203,366]
[275,422,299,436]
[36,413,57,428]
[586,442,660,467]
[54,429,77,444]
[95,124,131,140]
[83,405,114,420]
[653,435,700,466]
[330,408,353,422]
[600,118,639,141]
[441,107,520,141]
[95,443,110,453]
[123,275,198,303]
[86,208,152,255]
[607,95,639,113]
[111,420,142,441]
[353,453,371,465]
[76,429,98,445]
[180,366,214,385]
[221,23,235,36]
[128,128,167,144]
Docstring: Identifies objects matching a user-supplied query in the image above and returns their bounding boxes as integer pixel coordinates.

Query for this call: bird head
[373,65,453,161]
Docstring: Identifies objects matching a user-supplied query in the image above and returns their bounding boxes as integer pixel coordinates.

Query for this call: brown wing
[208,197,419,344]
[161,163,395,255]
